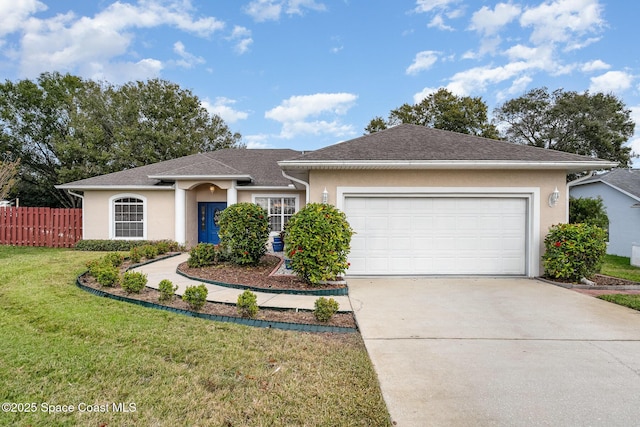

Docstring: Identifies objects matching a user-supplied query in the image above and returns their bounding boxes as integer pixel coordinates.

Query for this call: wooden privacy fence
[0,207,82,248]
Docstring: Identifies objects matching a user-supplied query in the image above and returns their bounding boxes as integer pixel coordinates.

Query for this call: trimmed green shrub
[75,239,182,252]
[314,297,340,322]
[183,284,208,311]
[237,290,258,318]
[103,252,125,267]
[218,202,270,266]
[569,196,609,230]
[121,271,148,293]
[155,241,170,255]
[129,246,142,264]
[139,244,158,260]
[95,265,120,287]
[158,279,178,302]
[187,243,219,268]
[543,223,607,282]
[285,203,354,285]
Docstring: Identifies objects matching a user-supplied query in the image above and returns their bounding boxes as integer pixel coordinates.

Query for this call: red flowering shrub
[542,223,607,282]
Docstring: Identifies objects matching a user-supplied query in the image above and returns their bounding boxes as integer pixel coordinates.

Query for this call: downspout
[281,170,309,204]
[67,190,85,240]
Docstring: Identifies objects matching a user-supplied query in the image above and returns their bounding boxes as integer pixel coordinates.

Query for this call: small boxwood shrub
[103,252,125,267]
[121,271,148,293]
[218,202,270,266]
[158,279,178,302]
[285,203,354,285]
[129,246,142,264]
[314,297,339,322]
[542,223,607,282]
[183,284,208,311]
[237,290,258,318]
[95,264,120,287]
[187,243,219,268]
[139,244,158,260]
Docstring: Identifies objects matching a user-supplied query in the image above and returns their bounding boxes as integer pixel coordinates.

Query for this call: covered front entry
[344,196,528,275]
[197,202,226,244]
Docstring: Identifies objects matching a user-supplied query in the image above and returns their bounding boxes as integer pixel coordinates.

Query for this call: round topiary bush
[542,223,607,282]
[284,203,353,285]
[218,202,270,265]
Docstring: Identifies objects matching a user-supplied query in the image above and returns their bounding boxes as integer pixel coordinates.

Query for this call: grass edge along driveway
[0,247,390,427]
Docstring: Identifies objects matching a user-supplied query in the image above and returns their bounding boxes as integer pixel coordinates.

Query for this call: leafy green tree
[569,196,609,231]
[365,88,499,138]
[494,87,634,168]
[0,158,20,201]
[0,72,243,207]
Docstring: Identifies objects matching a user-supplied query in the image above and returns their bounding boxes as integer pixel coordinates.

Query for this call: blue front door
[197,202,226,244]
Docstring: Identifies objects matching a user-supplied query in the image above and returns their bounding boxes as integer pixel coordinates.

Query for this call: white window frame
[252,194,299,233]
[109,194,147,240]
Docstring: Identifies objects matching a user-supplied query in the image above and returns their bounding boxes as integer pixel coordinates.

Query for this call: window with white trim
[255,196,297,232]
[113,197,145,238]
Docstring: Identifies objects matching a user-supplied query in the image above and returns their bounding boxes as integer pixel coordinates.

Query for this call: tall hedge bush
[218,202,270,265]
[542,223,607,282]
[284,203,353,285]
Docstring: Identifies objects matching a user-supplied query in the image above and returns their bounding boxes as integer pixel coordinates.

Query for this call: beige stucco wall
[308,168,569,276]
[82,190,175,241]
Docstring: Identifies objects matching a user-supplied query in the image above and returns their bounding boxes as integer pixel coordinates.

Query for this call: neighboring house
[58,124,616,277]
[569,169,640,257]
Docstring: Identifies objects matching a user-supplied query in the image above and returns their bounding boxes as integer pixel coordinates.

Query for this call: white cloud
[0,0,46,37]
[581,59,610,73]
[446,61,532,95]
[413,86,439,104]
[469,3,521,36]
[428,15,454,31]
[589,71,634,94]
[265,93,357,138]
[406,50,439,75]
[173,41,205,68]
[414,0,459,14]
[227,26,253,54]
[520,0,604,47]
[244,134,273,149]
[14,0,224,80]
[244,0,325,22]
[87,58,164,83]
[202,97,249,124]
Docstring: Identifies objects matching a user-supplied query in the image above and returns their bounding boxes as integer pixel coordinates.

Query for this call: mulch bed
[78,256,356,329]
[542,274,640,288]
[177,254,346,291]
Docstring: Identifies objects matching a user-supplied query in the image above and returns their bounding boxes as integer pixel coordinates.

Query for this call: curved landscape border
[176,268,349,296]
[76,253,356,333]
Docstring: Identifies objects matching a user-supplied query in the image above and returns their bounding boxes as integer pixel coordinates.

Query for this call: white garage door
[345,197,527,275]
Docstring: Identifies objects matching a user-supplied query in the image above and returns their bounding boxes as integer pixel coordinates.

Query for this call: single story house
[58,124,616,277]
[569,169,640,258]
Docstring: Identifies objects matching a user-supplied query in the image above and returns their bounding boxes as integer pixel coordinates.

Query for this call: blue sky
[1,0,638,161]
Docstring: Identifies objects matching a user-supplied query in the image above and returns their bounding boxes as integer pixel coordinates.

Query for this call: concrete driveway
[348,277,640,426]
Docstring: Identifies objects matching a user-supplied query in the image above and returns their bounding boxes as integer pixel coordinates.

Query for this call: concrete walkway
[349,277,640,427]
[131,253,351,311]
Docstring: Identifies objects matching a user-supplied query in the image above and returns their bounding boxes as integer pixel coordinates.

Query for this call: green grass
[601,254,640,282]
[598,294,640,311]
[0,246,390,426]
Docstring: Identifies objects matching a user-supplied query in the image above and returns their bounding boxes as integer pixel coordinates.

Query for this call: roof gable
[570,169,640,201]
[281,124,617,170]
[58,149,302,189]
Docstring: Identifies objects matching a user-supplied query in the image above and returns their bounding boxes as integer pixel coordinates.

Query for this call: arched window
[111,196,145,239]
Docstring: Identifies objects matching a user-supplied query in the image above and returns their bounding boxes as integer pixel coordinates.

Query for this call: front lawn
[598,294,640,311]
[601,254,640,282]
[0,247,390,426]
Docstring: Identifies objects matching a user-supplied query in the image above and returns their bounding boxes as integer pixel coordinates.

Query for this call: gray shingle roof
[571,169,640,199]
[286,124,617,163]
[58,149,302,188]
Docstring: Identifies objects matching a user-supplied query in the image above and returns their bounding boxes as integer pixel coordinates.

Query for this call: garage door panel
[345,196,527,275]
